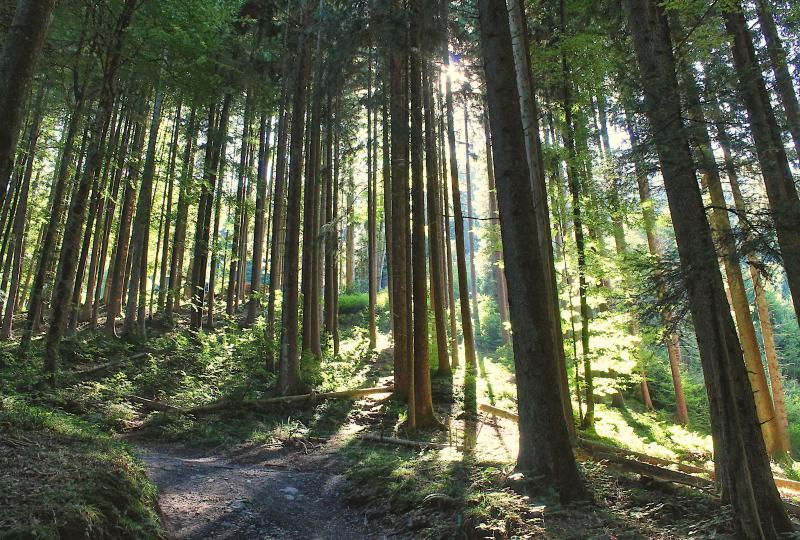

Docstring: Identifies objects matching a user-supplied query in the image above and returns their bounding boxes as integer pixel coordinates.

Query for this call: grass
[0,397,161,539]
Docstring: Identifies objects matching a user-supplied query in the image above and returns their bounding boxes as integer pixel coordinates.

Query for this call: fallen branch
[127,395,179,412]
[360,433,454,450]
[187,385,394,415]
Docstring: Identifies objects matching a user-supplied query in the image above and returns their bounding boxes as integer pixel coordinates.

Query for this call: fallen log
[479,402,800,495]
[360,433,454,450]
[578,438,709,476]
[184,385,394,415]
[599,453,716,492]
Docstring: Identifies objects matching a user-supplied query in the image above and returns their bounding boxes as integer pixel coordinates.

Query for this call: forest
[2,0,800,538]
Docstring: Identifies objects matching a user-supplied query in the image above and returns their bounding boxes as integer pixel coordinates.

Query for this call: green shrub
[339,292,368,314]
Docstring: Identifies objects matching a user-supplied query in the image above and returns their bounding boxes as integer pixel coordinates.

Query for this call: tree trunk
[19,97,85,353]
[424,64,450,376]
[278,4,312,395]
[724,3,800,329]
[247,114,272,325]
[711,99,792,454]
[157,102,182,314]
[624,1,793,535]
[389,1,411,406]
[678,58,780,455]
[481,109,509,346]
[0,0,58,207]
[443,1,477,413]
[409,3,436,427]
[106,116,145,335]
[227,95,253,315]
[267,48,292,370]
[625,110,689,425]
[204,104,229,328]
[0,83,44,338]
[463,105,481,341]
[166,108,196,322]
[477,0,587,502]
[123,85,163,338]
[560,22,593,428]
[367,48,377,350]
[754,0,800,162]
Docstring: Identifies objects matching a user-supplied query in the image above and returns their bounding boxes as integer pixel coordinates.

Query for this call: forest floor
[134,422,385,539]
[2,310,799,538]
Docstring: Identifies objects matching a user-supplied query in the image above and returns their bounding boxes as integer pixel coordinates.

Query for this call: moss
[0,397,162,539]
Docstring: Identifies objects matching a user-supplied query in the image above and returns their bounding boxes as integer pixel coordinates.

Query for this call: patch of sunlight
[592,403,713,463]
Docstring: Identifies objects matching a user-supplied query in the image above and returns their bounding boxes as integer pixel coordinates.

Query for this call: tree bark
[624,1,793,535]
[443,1,478,414]
[754,0,800,162]
[625,110,689,425]
[166,108,196,322]
[278,4,312,395]
[477,0,587,502]
[0,0,58,208]
[724,3,800,329]
[678,59,780,455]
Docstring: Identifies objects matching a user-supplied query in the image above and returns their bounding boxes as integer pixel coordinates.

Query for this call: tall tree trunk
[463,104,481,339]
[390,2,411,404]
[367,48,377,350]
[425,64,450,376]
[443,1,478,413]
[247,114,272,325]
[477,0,587,502]
[0,0,58,207]
[123,85,163,338]
[106,116,145,335]
[205,108,229,328]
[91,112,131,329]
[166,107,196,322]
[1,83,44,338]
[560,24,593,428]
[44,0,137,377]
[19,97,85,353]
[409,3,435,427]
[711,99,792,454]
[724,3,800,329]
[624,1,793,536]
[228,95,253,315]
[678,59,781,455]
[267,73,291,371]
[157,102,182,313]
[481,109,509,346]
[278,5,312,395]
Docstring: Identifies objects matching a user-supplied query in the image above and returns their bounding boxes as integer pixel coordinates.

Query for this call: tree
[477,0,586,503]
[623,0,793,535]
[723,2,800,329]
[0,0,58,209]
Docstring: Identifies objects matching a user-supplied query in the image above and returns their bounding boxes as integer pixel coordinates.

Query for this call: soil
[138,439,390,540]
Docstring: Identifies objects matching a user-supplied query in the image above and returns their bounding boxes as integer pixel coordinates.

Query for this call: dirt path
[138,435,392,540]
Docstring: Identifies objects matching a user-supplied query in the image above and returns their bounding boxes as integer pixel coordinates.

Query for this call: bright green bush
[339,292,369,314]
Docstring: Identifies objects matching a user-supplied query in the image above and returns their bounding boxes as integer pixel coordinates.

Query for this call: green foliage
[476,297,503,351]
[338,292,369,314]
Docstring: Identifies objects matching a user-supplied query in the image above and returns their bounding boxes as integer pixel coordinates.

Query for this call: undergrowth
[0,397,161,540]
